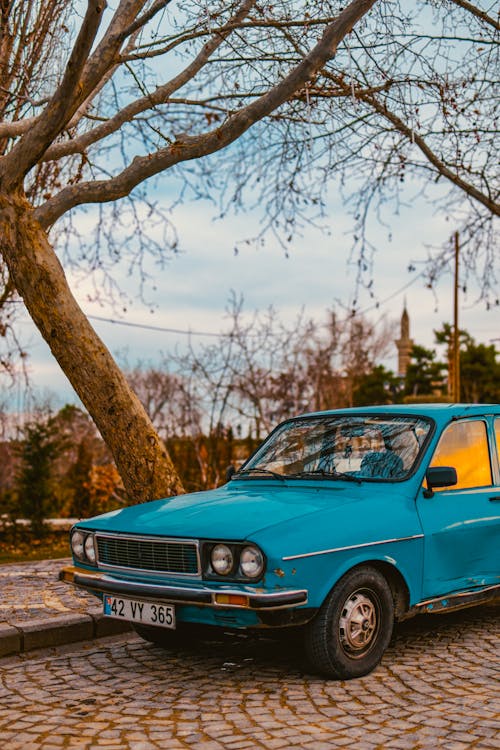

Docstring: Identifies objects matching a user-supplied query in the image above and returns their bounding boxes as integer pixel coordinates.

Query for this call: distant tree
[15,413,68,535]
[434,323,500,403]
[435,324,500,403]
[404,345,446,399]
[8,403,119,522]
[168,297,396,434]
[83,464,125,517]
[352,365,401,406]
[460,341,500,403]
[65,438,94,518]
[0,440,18,523]
[46,403,115,515]
[434,323,472,351]
[0,401,18,495]
[125,359,202,443]
[125,296,397,489]
[340,316,396,406]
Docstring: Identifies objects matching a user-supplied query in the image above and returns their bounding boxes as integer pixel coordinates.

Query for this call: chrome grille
[96,534,199,576]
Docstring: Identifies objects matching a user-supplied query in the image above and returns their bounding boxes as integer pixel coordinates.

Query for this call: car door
[416,417,500,599]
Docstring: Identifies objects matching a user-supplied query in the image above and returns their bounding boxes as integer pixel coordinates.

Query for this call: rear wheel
[304,566,394,679]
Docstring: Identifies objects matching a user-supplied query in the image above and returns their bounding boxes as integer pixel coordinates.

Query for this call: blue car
[61,404,500,679]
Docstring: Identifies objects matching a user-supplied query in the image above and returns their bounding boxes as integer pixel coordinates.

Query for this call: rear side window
[430,420,492,490]
[495,419,500,468]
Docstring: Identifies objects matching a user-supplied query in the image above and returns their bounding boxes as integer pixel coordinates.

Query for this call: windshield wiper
[331,470,363,484]
[288,469,362,484]
[236,468,286,481]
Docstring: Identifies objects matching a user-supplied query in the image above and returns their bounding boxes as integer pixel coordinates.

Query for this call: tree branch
[0,0,106,190]
[0,116,37,139]
[122,15,348,62]
[332,76,500,216]
[42,0,257,162]
[448,0,500,31]
[120,0,174,39]
[35,0,378,227]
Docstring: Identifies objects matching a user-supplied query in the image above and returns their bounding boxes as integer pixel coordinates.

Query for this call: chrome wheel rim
[339,589,379,658]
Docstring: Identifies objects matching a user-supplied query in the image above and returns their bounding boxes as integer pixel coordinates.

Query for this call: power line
[87,314,223,338]
[86,275,427,337]
[355,272,426,316]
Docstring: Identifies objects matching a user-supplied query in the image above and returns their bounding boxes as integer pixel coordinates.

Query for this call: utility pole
[452,231,460,402]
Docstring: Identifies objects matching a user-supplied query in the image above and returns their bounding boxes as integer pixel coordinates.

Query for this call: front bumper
[60,566,308,611]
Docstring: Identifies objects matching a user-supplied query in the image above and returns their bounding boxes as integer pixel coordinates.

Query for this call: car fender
[274,535,423,612]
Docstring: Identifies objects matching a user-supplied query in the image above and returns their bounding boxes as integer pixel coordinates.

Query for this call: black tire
[304,566,394,679]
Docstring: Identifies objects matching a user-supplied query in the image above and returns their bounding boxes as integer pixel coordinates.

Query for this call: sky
[11,184,499,415]
[3,0,498,417]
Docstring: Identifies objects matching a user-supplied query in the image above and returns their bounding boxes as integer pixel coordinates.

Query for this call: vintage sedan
[60,404,500,679]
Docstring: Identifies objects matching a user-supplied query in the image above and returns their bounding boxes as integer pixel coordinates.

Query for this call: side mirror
[423,466,458,498]
[225,465,236,482]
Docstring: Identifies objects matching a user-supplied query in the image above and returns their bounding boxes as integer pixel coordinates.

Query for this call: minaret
[395,303,413,377]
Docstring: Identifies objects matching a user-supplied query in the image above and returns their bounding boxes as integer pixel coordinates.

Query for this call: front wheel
[304,566,394,679]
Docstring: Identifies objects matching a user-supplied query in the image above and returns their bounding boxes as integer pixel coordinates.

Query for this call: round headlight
[71,530,85,560]
[84,534,96,564]
[211,544,233,575]
[240,546,264,579]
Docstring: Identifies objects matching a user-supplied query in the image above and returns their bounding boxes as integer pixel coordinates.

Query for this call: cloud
[10,187,498,410]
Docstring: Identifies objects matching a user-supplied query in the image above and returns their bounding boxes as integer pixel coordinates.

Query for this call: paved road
[0,559,130,655]
[0,604,498,750]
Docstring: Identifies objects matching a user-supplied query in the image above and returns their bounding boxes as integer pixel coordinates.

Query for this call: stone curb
[0,612,132,658]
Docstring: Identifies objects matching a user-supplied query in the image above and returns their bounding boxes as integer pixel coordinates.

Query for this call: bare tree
[124,361,190,440]
[0,0,497,499]
[0,0,378,500]
[339,314,396,405]
[138,295,396,447]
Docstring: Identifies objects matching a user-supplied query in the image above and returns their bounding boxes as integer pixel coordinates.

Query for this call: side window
[430,420,492,490]
[495,419,500,466]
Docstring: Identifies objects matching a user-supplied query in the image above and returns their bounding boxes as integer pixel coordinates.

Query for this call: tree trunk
[0,190,184,502]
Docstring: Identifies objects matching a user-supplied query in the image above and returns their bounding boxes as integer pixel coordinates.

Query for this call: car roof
[299,403,500,420]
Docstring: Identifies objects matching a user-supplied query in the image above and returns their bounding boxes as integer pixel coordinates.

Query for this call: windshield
[239,414,432,481]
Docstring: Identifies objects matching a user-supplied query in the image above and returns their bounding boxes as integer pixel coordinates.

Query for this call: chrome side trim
[416,583,500,612]
[282,534,424,561]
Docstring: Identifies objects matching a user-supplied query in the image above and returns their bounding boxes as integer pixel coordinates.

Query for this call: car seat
[359,451,404,478]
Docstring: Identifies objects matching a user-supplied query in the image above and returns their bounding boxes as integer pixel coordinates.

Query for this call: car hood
[79,479,381,541]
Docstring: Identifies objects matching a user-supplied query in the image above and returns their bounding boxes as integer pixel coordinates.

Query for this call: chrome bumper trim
[60,567,308,610]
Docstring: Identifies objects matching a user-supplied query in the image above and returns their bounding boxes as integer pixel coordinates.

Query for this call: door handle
[488,495,500,502]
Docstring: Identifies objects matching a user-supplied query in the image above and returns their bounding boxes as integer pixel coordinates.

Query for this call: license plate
[103,595,176,629]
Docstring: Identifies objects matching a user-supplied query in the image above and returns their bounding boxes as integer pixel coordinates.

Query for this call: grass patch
[0,530,70,564]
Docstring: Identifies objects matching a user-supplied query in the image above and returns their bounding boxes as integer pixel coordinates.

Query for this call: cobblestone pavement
[0,604,498,750]
[0,559,97,624]
[0,560,130,655]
